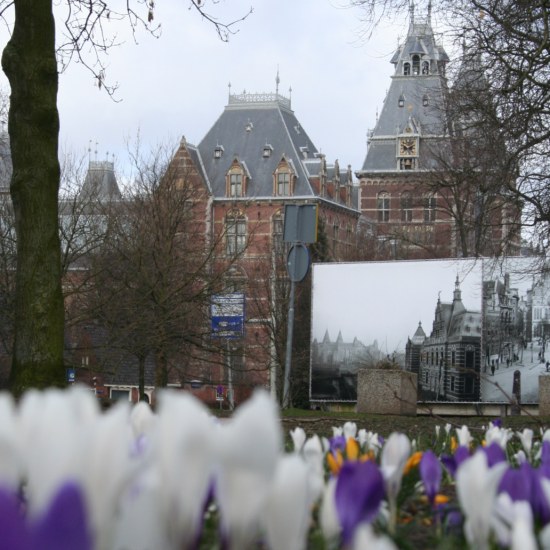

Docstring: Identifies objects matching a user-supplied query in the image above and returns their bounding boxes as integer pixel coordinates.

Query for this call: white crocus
[343,421,357,440]
[130,400,156,440]
[262,454,312,550]
[17,386,100,516]
[516,428,534,460]
[151,390,216,550]
[456,451,507,550]
[380,433,411,533]
[485,424,513,449]
[319,476,340,544]
[352,524,398,550]
[332,426,343,437]
[456,425,473,448]
[510,501,537,550]
[214,390,283,550]
[290,427,306,453]
[301,435,325,503]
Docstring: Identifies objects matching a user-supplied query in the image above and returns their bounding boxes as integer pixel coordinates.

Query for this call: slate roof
[198,94,318,199]
[79,160,121,201]
[361,15,450,173]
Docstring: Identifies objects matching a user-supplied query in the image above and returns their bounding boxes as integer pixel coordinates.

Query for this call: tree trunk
[1,0,65,394]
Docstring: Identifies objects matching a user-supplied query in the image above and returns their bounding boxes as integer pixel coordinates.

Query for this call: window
[272,211,286,255]
[424,196,437,222]
[400,158,415,170]
[377,192,390,222]
[111,389,130,401]
[403,62,411,76]
[226,213,247,255]
[412,55,420,75]
[398,94,405,107]
[422,94,429,106]
[277,171,291,196]
[214,145,224,159]
[422,61,430,75]
[401,192,413,222]
[230,173,243,197]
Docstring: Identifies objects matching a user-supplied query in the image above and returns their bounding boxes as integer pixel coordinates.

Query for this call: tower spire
[409,0,415,24]
[275,66,280,96]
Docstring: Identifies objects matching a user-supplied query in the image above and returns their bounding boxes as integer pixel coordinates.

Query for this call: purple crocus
[499,462,550,525]
[481,442,507,467]
[0,482,92,550]
[441,445,470,478]
[329,435,346,453]
[420,450,441,506]
[334,459,385,545]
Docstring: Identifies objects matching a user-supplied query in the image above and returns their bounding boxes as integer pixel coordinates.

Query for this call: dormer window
[422,61,430,75]
[214,145,224,159]
[230,173,243,197]
[277,172,290,196]
[398,94,405,108]
[423,94,429,107]
[403,62,411,76]
[263,144,273,158]
[273,157,295,197]
[226,159,248,198]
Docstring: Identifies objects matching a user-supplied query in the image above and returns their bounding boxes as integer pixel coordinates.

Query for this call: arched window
[422,61,430,75]
[412,55,420,75]
[226,212,247,255]
[272,210,287,256]
[401,192,413,222]
[403,62,411,76]
[377,192,390,222]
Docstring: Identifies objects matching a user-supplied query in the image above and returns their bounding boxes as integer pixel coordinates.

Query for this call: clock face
[399,138,417,156]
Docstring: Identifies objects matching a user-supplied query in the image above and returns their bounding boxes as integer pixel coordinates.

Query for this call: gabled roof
[198,93,318,198]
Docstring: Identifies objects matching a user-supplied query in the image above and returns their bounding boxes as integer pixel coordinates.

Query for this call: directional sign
[211,293,245,339]
[283,204,318,243]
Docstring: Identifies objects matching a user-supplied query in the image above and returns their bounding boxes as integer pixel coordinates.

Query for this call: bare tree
[0,0,251,394]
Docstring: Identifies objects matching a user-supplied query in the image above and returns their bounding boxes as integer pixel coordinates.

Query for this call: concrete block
[357,369,417,416]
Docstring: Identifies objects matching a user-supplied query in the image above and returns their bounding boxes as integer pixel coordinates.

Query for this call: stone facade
[357,369,417,415]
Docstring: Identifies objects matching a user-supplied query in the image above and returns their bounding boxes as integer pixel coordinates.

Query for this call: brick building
[356,7,520,259]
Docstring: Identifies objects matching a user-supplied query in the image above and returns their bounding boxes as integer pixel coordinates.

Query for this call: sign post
[282,205,317,408]
[211,293,245,410]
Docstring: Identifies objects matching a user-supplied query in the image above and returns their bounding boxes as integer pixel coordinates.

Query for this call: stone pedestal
[357,369,417,416]
[539,375,550,416]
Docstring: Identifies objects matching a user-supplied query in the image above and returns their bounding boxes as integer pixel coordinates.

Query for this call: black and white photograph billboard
[310,258,483,403]
[481,257,545,404]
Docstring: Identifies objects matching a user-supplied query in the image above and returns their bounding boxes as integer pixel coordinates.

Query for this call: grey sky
[311,259,483,354]
[0,1,453,176]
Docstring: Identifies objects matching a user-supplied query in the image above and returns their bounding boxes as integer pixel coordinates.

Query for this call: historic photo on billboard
[310,258,483,403]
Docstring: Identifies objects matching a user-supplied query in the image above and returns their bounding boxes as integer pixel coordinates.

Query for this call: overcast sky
[0,1,454,177]
[311,259,483,354]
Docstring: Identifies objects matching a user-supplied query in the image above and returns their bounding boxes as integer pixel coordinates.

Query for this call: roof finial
[409,0,415,24]
[289,85,292,106]
[88,140,92,163]
[94,141,98,161]
[427,0,432,20]
[228,81,232,101]
[275,65,280,96]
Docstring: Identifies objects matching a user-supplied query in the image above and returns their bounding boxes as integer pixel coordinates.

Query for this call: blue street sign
[66,368,76,383]
[211,293,245,339]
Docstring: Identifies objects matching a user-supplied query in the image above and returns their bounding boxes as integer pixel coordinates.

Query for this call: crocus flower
[420,451,441,506]
[351,524,398,550]
[335,459,385,545]
[0,482,92,550]
[343,422,357,440]
[380,433,410,533]
[320,477,340,543]
[290,427,306,453]
[0,392,21,491]
[456,425,473,448]
[214,390,283,550]
[482,442,507,467]
[441,445,470,478]
[517,429,534,460]
[262,454,312,550]
[456,451,507,550]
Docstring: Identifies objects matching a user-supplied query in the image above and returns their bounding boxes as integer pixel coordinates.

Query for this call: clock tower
[356,4,454,259]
